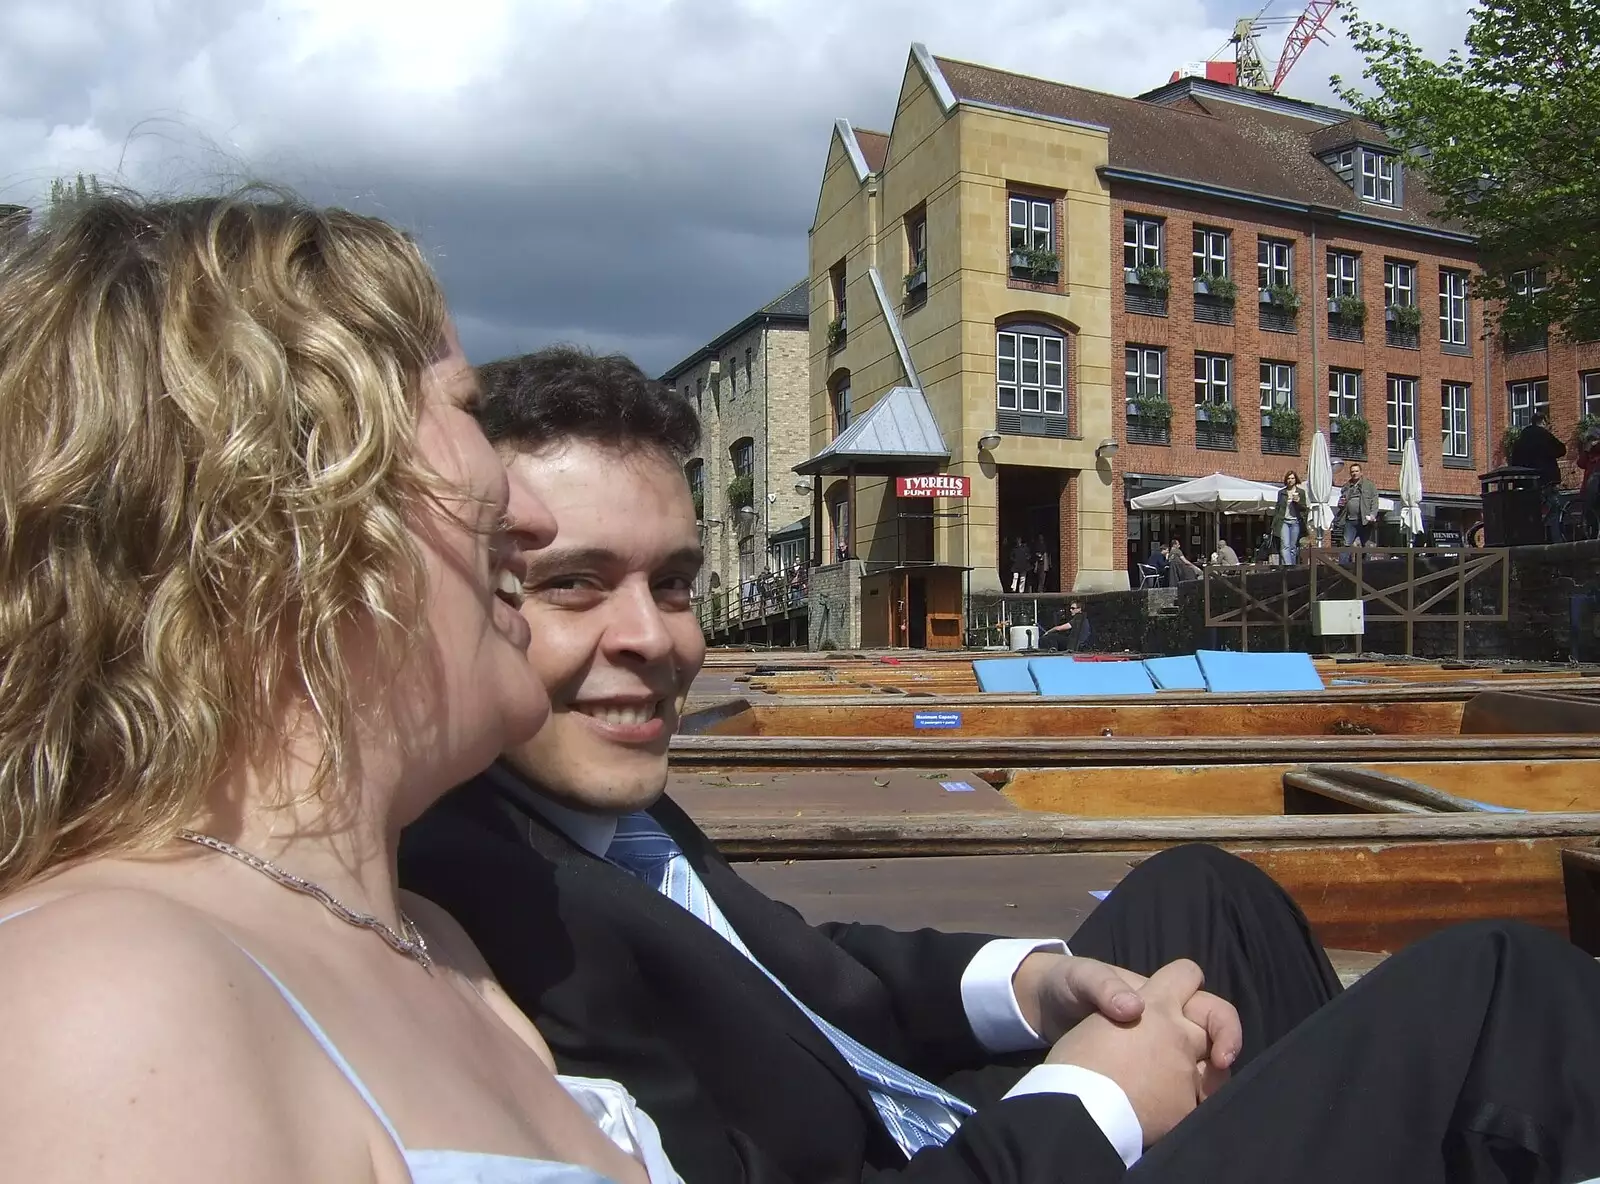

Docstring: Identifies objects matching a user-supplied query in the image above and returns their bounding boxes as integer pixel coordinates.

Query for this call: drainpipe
[1309,216,1319,430]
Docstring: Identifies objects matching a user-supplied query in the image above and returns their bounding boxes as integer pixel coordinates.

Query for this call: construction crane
[1223,1,1340,93]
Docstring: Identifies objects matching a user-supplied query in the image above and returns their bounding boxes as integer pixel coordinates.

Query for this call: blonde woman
[0,193,679,1183]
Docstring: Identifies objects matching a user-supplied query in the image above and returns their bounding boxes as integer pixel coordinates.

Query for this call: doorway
[907,576,928,649]
[997,465,1066,593]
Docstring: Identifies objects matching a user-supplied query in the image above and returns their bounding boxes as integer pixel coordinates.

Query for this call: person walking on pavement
[1335,463,1380,548]
[1273,471,1307,564]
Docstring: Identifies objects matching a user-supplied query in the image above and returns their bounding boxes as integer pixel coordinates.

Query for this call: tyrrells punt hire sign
[895,475,971,498]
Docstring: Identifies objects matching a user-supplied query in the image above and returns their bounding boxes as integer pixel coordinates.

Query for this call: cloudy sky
[1,0,1473,375]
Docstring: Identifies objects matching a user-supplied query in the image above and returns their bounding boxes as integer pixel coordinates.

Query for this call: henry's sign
[895,475,971,499]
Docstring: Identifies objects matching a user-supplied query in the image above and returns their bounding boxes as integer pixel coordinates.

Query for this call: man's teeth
[496,568,525,607]
[580,704,657,726]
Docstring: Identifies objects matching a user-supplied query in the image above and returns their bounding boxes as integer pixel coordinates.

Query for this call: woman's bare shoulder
[0,888,374,1182]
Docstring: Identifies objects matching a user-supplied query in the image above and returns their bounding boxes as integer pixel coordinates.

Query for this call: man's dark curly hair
[474,344,701,460]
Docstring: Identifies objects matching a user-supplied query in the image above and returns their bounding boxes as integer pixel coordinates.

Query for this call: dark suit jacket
[399,772,1125,1184]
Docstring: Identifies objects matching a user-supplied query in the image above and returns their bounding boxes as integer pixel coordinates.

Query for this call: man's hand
[1012,952,1145,1040]
[1042,960,1238,1146]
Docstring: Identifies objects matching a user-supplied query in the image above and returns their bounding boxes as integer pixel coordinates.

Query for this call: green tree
[45,173,104,226]
[1334,0,1600,342]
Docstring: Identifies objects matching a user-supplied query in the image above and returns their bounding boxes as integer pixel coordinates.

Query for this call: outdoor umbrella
[1127,472,1281,513]
[1307,431,1337,543]
[1399,436,1425,540]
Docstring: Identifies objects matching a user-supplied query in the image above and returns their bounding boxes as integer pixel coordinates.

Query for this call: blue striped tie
[606,812,975,1156]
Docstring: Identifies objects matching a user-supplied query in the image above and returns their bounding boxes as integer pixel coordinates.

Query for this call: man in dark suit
[402,347,1600,1184]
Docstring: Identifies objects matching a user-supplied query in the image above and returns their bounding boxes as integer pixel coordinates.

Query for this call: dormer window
[1360,150,1396,204]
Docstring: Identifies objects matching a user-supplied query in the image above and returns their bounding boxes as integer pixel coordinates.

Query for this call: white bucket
[1008,625,1040,651]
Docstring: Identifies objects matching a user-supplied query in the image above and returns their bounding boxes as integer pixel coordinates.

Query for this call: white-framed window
[908,210,928,271]
[1258,238,1292,291]
[1327,250,1360,299]
[1009,196,1054,253]
[1125,346,1164,399]
[1123,215,1162,270]
[831,261,847,322]
[997,327,1066,415]
[1510,379,1549,428]
[1512,267,1549,300]
[828,491,851,560]
[1386,376,1418,453]
[1440,269,1469,346]
[1329,368,1362,420]
[1194,353,1231,406]
[1338,149,1355,174]
[1360,150,1396,204]
[1584,371,1600,418]
[1384,260,1416,308]
[731,437,755,478]
[1193,227,1229,279]
[1442,383,1471,459]
[1259,361,1295,413]
[830,375,851,436]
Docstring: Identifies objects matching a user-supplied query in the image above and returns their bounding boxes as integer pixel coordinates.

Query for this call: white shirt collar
[484,762,619,858]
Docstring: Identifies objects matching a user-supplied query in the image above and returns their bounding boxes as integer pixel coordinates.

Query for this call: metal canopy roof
[794,385,950,477]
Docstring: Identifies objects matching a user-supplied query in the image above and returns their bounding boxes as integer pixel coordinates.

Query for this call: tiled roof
[855,129,890,173]
[760,278,810,319]
[659,280,809,381]
[932,55,1463,237]
[1307,117,1392,155]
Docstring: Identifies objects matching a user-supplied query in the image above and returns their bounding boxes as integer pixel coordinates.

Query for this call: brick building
[661,281,811,607]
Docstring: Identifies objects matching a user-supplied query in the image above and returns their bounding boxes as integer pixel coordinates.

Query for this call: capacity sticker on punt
[913,712,963,730]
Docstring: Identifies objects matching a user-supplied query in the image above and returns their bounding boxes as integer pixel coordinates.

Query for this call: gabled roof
[1308,118,1392,156]
[855,129,890,173]
[794,385,950,476]
[928,54,1465,239]
[659,280,809,381]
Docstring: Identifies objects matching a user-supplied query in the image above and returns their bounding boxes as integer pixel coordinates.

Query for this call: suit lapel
[492,780,881,1116]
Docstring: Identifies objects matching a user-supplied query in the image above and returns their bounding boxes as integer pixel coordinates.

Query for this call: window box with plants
[1331,414,1369,460]
[1125,394,1173,444]
[1260,284,1299,332]
[1261,405,1302,455]
[691,488,705,522]
[1329,295,1367,341]
[903,263,928,296]
[826,316,847,352]
[1010,244,1059,282]
[1125,264,1170,317]
[726,474,754,514]
[1193,272,1237,302]
[1385,302,1422,347]
[1195,401,1238,449]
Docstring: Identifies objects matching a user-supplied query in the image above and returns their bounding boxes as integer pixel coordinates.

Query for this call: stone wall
[807,560,864,649]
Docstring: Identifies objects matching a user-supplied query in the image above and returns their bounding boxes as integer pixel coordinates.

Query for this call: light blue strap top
[0,907,642,1184]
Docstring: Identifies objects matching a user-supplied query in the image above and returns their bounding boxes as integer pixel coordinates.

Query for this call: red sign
[896,475,971,499]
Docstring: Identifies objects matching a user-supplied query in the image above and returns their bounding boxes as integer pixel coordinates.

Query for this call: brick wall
[1109,185,1485,573]
[807,560,863,648]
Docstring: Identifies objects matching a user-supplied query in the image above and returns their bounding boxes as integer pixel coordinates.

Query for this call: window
[1512,267,1549,299]
[1259,361,1295,412]
[1442,383,1471,459]
[908,209,928,272]
[1510,379,1549,428]
[1193,227,1229,278]
[1338,149,1355,174]
[1123,215,1162,270]
[1384,260,1416,308]
[1326,250,1360,299]
[1440,269,1469,347]
[1360,150,1396,204]
[745,348,753,384]
[1386,376,1418,453]
[997,327,1066,416]
[1125,347,1164,399]
[830,261,847,326]
[695,377,705,408]
[827,489,851,562]
[1329,369,1362,420]
[1258,238,1292,291]
[1009,196,1053,254]
[1584,371,1600,418]
[685,460,705,507]
[1194,353,1231,406]
[731,438,754,478]
[830,374,851,436]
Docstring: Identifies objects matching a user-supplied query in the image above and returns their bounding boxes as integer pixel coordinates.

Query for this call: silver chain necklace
[177,830,433,970]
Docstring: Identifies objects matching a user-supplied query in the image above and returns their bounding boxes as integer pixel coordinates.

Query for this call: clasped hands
[1012,952,1240,1146]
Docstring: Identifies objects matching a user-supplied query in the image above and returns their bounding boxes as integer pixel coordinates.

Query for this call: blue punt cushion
[1143,655,1208,691]
[1029,658,1156,696]
[972,658,1039,694]
[1195,650,1325,693]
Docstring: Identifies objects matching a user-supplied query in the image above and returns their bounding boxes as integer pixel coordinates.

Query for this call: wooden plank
[702,810,1600,860]
[670,770,1015,821]
[1561,846,1600,955]
[1003,761,1600,816]
[1461,690,1600,735]
[733,852,1135,936]
[1281,772,1436,815]
[674,733,1600,772]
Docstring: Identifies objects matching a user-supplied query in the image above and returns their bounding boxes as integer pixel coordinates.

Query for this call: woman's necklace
[176,830,433,970]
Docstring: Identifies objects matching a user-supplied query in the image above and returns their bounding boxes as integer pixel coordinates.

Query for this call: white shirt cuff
[1004,1064,1143,1169]
[959,937,1069,1054]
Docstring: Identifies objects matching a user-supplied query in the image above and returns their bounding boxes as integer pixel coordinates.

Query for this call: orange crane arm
[1272,0,1339,92]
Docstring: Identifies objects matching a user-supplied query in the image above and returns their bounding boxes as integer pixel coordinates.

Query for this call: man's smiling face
[500,438,706,814]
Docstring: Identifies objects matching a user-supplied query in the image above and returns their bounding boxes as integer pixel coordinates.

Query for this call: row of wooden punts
[676,652,1600,979]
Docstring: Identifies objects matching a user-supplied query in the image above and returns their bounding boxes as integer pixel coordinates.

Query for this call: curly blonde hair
[0,189,449,893]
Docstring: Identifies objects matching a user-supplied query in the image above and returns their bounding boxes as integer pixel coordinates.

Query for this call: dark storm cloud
[1,0,1468,374]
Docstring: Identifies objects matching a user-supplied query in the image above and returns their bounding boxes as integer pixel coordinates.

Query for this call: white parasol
[1306,431,1337,537]
[1128,471,1282,513]
[1399,436,1425,538]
